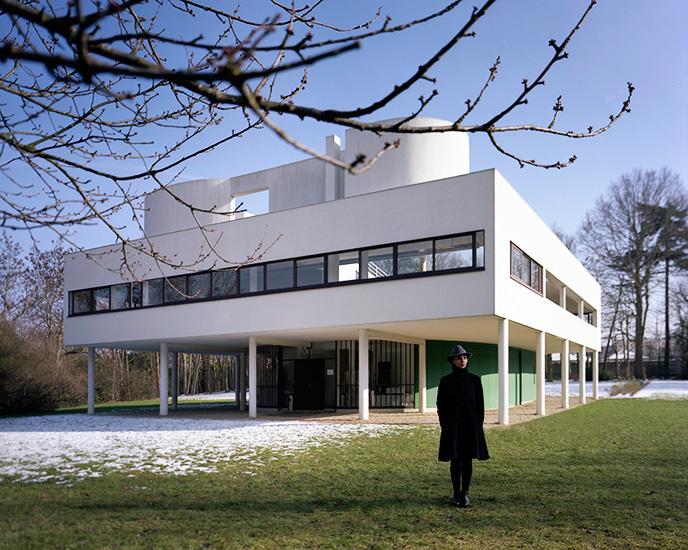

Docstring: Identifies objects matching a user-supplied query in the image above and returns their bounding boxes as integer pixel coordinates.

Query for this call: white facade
[64,118,600,422]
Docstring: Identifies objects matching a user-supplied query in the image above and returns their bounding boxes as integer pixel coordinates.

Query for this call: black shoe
[456,492,466,508]
[462,491,470,507]
[452,495,460,507]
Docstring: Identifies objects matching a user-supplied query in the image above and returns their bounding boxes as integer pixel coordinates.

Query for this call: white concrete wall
[491,171,601,350]
[144,178,233,237]
[144,158,327,237]
[64,140,599,356]
[64,171,495,347]
[343,118,469,198]
[143,117,469,237]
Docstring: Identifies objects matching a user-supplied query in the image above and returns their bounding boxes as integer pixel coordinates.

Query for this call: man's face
[451,355,468,369]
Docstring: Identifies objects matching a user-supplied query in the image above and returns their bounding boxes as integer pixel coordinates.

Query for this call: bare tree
[551,223,577,254]
[0,0,632,275]
[578,168,687,379]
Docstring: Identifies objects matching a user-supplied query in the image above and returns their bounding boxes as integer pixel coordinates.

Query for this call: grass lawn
[1,399,687,549]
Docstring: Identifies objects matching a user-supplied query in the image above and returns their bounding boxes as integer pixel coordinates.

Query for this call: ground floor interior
[85,323,601,425]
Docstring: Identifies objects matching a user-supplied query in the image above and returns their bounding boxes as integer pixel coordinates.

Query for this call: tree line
[576,168,688,380]
[0,234,237,414]
[0,1,681,413]
[0,167,685,414]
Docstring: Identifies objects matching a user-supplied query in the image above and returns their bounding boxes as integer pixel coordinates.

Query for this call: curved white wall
[343,117,469,197]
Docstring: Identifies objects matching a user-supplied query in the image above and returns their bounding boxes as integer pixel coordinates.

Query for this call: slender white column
[159,342,169,416]
[170,352,178,411]
[536,331,546,416]
[561,340,570,409]
[87,347,96,415]
[498,318,509,425]
[419,341,427,413]
[249,338,257,418]
[579,345,587,405]
[239,353,247,411]
[358,329,370,421]
[592,351,599,400]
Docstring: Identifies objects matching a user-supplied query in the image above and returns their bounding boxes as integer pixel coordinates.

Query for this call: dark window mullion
[472,232,477,268]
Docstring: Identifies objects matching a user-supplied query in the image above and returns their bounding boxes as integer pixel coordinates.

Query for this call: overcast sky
[5,0,688,250]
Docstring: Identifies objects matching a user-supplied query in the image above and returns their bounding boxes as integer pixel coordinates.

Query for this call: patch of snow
[545,379,688,399]
[0,414,403,485]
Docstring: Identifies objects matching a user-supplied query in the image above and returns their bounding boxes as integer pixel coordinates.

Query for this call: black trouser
[450,458,473,495]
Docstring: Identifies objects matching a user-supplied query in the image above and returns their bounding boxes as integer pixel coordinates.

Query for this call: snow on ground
[2,380,685,486]
[0,414,403,485]
[545,379,688,399]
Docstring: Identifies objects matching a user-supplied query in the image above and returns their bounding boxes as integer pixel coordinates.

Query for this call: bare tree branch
[0,0,632,274]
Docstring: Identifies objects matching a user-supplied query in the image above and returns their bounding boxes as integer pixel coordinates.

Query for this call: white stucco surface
[64,119,601,358]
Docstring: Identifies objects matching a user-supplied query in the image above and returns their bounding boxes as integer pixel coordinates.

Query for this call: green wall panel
[424,340,536,410]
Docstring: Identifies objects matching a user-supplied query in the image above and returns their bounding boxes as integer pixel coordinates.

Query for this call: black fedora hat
[445,344,473,362]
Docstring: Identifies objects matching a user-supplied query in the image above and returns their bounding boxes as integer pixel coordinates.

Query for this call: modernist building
[63,118,601,424]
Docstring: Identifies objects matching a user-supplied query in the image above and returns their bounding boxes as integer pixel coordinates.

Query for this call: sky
[3,0,687,251]
[177,0,688,239]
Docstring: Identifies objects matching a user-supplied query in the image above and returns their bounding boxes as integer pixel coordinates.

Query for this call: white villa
[63,118,601,424]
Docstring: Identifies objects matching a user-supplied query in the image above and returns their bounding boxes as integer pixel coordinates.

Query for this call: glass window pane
[327,251,360,283]
[531,262,541,292]
[397,240,433,274]
[476,231,485,268]
[131,282,143,307]
[72,290,91,314]
[132,282,142,308]
[93,287,110,311]
[523,256,532,285]
[511,244,523,279]
[213,270,238,297]
[240,265,264,294]
[436,235,473,270]
[266,260,294,290]
[165,275,187,302]
[362,246,393,279]
[112,284,130,310]
[143,279,163,306]
[188,273,211,300]
[296,257,324,287]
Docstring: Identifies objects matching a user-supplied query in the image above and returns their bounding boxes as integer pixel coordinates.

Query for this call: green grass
[2,399,687,549]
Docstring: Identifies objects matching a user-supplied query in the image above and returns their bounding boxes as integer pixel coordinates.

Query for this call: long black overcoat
[436,366,490,461]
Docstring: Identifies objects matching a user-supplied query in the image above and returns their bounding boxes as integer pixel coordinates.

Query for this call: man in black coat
[437,344,490,508]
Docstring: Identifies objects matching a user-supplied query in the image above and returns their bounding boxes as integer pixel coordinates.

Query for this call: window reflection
[435,235,473,270]
[296,257,324,287]
[212,270,237,297]
[143,279,163,306]
[328,251,360,283]
[72,290,91,314]
[266,261,294,290]
[398,240,433,274]
[112,284,130,310]
[93,287,110,311]
[240,265,264,294]
[188,273,211,300]
[69,230,487,315]
[362,246,393,279]
[165,275,187,302]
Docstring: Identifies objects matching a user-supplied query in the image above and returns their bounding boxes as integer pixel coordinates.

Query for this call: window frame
[68,229,487,316]
[510,243,543,295]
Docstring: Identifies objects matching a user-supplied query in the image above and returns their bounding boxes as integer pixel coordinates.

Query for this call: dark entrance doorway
[293,359,325,410]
